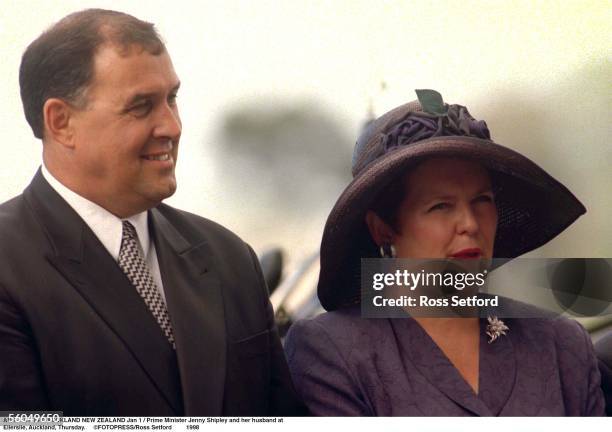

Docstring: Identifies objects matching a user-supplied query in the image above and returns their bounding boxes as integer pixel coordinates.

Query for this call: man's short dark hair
[19,8,166,139]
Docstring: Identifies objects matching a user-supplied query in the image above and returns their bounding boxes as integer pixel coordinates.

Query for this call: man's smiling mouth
[143,153,171,161]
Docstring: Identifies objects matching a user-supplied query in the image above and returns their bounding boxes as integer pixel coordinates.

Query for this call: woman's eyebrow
[417,193,455,203]
[474,187,494,195]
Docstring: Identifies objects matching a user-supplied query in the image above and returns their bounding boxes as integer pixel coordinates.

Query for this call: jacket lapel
[477,318,517,416]
[25,170,183,413]
[390,318,493,416]
[149,208,227,416]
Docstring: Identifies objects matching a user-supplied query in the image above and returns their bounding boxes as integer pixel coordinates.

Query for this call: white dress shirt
[41,164,167,304]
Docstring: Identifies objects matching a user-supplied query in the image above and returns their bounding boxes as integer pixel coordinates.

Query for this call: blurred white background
[1,0,610,269]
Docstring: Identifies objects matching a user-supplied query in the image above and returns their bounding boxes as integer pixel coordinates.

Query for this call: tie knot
[122,220,138,241]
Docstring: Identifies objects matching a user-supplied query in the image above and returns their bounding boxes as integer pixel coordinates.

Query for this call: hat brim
[317,136,586,311]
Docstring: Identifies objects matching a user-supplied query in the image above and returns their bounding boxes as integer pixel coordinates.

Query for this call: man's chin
[142,180,177,207]
[156,182,177,202]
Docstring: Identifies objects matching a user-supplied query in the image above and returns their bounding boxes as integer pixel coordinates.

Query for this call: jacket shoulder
[285,307,389,359]
[0,194,26,224]
[0,194,34,244]
[287,307,371,337]
[550,315,592,352]
[155,203,248,251]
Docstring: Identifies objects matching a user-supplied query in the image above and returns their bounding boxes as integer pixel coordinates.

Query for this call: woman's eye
[428,202,450,212]
[474,194,494,204]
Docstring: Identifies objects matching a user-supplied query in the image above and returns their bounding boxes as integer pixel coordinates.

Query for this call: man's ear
[365,210,396,246]
[42,98,76,148]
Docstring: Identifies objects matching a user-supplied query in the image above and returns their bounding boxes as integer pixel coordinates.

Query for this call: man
[0,9,303,416]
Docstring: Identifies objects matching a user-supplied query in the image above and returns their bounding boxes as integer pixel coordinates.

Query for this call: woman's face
[373,158,498,259]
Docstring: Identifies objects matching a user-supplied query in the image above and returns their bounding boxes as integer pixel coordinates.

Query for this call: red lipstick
[450,248,482,259]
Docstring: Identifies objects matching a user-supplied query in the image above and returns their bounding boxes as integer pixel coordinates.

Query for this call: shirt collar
[41,164,150,261]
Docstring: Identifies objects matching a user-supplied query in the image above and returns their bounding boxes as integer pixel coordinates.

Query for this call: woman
[284,90,605,416]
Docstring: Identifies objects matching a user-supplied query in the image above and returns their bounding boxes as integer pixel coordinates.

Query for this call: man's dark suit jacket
[0,170,304,416]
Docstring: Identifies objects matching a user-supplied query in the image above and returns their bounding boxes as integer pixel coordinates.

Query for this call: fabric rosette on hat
[318,89,586,311]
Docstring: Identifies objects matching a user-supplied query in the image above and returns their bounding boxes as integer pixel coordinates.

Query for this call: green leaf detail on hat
[415,89,447,116]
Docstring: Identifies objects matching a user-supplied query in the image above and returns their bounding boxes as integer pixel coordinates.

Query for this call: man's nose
[456,203,479,236]
[154,104,182,139]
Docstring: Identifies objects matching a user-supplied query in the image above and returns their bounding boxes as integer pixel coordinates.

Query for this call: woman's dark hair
[369,173,409,233]
[19,8,165,139]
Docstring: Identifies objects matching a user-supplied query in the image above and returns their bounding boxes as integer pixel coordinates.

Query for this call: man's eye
[168,93,178,106]
[129,102,152,116]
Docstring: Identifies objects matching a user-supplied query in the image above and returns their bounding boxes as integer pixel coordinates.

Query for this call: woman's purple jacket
[285,306,605,416]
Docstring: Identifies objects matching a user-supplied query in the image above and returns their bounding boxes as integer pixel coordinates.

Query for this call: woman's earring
[379,244,397,258]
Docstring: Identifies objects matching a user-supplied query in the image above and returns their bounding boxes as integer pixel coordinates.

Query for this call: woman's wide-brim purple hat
[318,90,586,311]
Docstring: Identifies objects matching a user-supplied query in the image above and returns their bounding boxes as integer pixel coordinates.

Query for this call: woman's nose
[456,204,479,236]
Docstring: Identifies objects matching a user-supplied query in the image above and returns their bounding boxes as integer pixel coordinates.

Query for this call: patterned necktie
[118,220,175,349]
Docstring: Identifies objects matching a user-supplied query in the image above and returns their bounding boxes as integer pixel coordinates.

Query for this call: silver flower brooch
[486,316,509,344]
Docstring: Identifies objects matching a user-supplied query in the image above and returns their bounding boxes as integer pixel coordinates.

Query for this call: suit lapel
[150,208,227,416]
[25,170,183,413]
